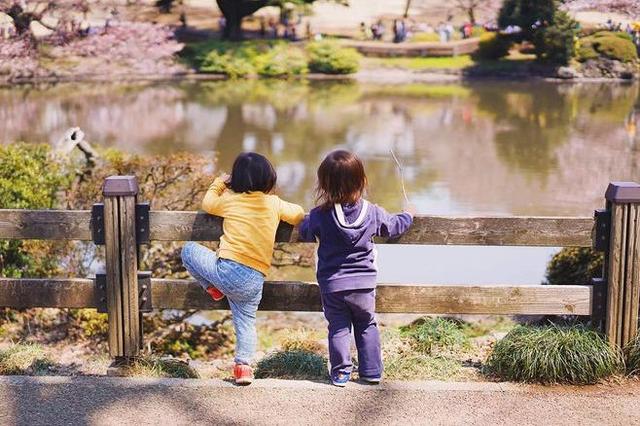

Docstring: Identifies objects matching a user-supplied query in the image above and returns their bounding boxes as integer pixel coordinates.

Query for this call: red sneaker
[206,286,225,302]
[234,364,254,385]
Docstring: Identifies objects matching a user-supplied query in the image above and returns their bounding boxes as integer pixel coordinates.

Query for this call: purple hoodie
[299,199,413,294]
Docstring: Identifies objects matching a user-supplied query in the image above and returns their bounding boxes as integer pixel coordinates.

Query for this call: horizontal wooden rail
[149,211,594,247]
[0,209,594,247]
[0,210,92,240]
[0,278,593,315]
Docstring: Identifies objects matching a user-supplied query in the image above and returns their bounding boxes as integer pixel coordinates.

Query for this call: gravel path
[1,377,639,426]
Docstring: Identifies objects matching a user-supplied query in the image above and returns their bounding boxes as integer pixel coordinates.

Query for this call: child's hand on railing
[219,173,231,186]
[403,202,417,217]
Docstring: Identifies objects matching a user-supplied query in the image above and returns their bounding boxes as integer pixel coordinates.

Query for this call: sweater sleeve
[374,205,413,238]
[298,214,316,242]
[201,177,228,216]
[278,198,305,225]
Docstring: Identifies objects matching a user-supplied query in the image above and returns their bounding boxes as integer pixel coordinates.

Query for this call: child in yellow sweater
[181,152,304,385]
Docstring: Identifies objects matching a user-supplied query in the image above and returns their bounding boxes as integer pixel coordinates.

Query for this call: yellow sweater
[201,178,305,275]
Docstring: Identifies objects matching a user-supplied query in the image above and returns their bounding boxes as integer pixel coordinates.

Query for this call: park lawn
[363,51,537,73]
[363,55,475,70]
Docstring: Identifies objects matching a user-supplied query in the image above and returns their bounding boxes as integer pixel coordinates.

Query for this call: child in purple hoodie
[299,150,414,387]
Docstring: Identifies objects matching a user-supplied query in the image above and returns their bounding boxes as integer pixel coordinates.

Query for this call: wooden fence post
[103,176,141,360]
[604,182,640,348]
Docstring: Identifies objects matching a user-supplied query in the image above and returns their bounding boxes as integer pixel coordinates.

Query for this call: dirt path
[1,376,639,425]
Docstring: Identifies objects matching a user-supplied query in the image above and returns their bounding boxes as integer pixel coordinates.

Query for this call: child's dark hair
[229,152,277,194]
[316,150,367,209]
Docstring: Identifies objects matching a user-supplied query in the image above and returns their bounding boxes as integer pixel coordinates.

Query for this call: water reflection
[2,80,640,283]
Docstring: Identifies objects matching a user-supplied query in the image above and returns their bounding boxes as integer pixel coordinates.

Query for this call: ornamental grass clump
[624,335,640,375]
[400,317,470,355]
[485,325,623,384]
[122,356,199,379]
[0,343,54,375]
[255,350,327,380]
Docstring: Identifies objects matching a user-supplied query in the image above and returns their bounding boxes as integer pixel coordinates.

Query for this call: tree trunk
[7,6,34,35]
[468,7,476,25]
[216,0,268,41]
[403,0,412,18]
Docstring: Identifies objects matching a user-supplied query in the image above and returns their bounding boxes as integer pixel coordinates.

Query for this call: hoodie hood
[331,199,371,245]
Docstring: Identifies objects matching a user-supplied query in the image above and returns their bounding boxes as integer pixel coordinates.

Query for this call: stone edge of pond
[1,68,637,88]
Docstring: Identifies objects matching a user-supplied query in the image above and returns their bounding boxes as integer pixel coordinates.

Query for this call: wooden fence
[0,176,639,360]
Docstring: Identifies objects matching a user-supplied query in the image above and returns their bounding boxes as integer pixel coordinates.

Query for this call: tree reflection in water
[0,79,639,216]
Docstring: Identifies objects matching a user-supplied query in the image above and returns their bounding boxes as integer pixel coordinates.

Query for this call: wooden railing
[0,176,638,360]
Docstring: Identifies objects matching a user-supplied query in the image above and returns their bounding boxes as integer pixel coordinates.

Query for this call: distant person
[438,22,447,42]
[218,16,226,36]
[360,21,367,39]
[393,19,400,42]
[306,21,313,40]
[372,19,385,40]
[462,22,472,39]
[299,150,415,387]
[260,16,266,38]
[393,19,407,43]
[268,17,278,38]
[445,22,454,41]
[182,152,304,386]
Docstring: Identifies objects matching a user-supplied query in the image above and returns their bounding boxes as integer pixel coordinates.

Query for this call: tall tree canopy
[216,0,348,41]
[0,0,93,37]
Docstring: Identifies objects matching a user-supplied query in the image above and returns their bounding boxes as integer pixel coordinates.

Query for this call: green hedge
[185,40,359,78]
[306,41,361,75]
[256,44,308,77]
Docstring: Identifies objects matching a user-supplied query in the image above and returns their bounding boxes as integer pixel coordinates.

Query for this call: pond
[2,79,639,285]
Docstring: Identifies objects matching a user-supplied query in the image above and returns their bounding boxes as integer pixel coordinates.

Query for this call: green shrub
[578,33,638,63]
[0,143,70,278]
[400,317,469,355]
[0,143,67,209]
[200,49,255,78]
[593,31,634,42]
[545,247,603,285]
[485,325,623,384]
[533,11,579,65]
[476,32,511,60]
[592,36,638,62]
[306,41,360,74]
[255,350,327,379]
[256,44,308,77]
[576,39,599,61]
[0,343,53,375]
[625,335,640,375]
[471,26,486,38]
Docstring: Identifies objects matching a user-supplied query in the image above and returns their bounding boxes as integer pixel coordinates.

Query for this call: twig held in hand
[390,148,409,204]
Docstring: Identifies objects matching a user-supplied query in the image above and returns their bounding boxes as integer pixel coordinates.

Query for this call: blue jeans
[181,242,264,365]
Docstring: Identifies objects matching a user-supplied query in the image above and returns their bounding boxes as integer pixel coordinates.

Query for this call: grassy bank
[362,51,543,76]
